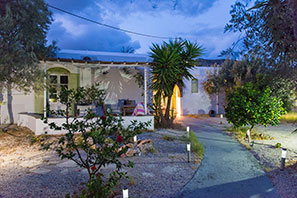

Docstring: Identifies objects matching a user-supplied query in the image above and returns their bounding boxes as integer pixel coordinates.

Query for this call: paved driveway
[176,116,277,198]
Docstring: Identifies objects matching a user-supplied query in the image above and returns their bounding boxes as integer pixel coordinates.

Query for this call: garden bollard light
[280,148,287,171]
[186,126,190,138]
[220,114,223,118]
[247,129,251,143]
[133,135,137,143]
[187,143,191,163]
[122,187,129,198]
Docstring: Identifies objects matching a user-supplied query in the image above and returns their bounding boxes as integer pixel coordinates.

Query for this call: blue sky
[46,0,240,59]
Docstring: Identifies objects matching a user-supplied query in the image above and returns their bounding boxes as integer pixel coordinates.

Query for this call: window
[191,79,198,93]
[49,74,69,101]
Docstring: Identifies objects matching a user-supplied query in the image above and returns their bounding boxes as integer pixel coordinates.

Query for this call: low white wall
[1,89,35,124]
[18,113,154,135]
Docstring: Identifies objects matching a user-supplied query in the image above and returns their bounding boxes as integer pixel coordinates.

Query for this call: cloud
[45,0,95,12]
[47,14,140,52]
[96,0,217,17]
[118,0,238,58]
[46,0,238,58]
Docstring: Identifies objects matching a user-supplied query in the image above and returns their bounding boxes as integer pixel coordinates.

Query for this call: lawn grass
[162,134,176,141]
[280,112,297,123]
[189,131,204,159]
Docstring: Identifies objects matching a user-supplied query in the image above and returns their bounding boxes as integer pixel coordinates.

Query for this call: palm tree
[150,39,203,127]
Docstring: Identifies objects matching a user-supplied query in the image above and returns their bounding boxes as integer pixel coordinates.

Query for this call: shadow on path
[178,175,275,198]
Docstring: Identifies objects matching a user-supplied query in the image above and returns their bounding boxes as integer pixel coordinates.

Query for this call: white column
[216,93,219,114]
[144,67,148,114]
[80,67,84,87]
[91,68,95,85]
[43,62,47,118]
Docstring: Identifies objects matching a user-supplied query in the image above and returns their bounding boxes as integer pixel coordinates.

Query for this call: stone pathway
[176,116,277,198]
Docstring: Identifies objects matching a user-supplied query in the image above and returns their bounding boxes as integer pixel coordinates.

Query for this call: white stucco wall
[1,89,35,124]
[18,114,154,135]
[181,66,225,115]
[95,68,144,105]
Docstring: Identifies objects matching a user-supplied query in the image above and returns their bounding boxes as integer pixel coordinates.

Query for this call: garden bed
[0,125,200,198]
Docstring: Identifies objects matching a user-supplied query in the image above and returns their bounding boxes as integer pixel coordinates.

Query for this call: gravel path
[0,127,199,198]
[176,116,276,198]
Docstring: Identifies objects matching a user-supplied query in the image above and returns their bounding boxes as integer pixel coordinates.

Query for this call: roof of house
[48,49,225,67]
[53,49,153,63]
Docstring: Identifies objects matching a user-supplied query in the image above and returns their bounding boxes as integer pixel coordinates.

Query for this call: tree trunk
[0,83,3,125]
[7,84,14,124]
[161,94,173,128]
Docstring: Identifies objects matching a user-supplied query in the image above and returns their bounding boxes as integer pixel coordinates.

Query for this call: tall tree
[223,0,297,78]
[150,39,203,127]
[0,0,55,124]
[203,57,296,111]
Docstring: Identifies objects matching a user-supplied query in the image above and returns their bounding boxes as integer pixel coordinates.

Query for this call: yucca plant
[150,39,203,128]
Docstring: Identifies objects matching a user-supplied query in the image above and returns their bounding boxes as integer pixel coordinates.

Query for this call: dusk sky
[45,0,242,59]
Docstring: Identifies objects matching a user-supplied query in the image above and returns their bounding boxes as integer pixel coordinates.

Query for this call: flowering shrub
[46,84,150,198]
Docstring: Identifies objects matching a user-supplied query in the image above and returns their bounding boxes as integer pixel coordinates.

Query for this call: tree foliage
[150,39,203,127]
[203,57,267,94]
[223,0,297,78]
[225,83,286,133]
[45,85,150,198]
[203,57,296,111]
[0,0,55,90]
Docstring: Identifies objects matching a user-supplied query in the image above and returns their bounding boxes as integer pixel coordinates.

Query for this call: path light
[122,186,129,198]
[281,148,287,171]
[220,114,223,118]
[187,143,191,163]
[246,129,251,143]
[186,126,190,138]
[133,135,137,143]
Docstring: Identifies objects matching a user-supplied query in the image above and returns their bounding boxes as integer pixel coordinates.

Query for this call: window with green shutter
[191,79,198,93]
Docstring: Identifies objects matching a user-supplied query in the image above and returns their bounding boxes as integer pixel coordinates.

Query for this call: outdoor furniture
[132,102,146,116]
[117,99,136,116]
[76,102,106,117]
[121,105,136,116]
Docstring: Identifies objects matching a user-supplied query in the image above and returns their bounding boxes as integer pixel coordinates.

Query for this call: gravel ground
[190,116,297,198]
[0,126,199,198]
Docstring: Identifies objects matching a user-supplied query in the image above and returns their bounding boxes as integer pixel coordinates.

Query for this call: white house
[0,49,224,134]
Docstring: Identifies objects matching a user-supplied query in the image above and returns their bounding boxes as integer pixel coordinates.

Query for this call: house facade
[0,49,224,134]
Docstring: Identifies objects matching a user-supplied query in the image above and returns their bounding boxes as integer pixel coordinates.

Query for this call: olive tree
[0,0,55,124]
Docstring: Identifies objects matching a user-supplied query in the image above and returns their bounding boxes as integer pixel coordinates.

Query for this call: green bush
[225,83,286,134]
[275,142,282,148]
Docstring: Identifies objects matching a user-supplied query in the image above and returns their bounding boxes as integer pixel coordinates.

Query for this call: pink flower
[116,135,123,143]
[91,165,96,171]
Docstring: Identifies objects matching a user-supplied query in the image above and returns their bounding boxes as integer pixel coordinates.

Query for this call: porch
[17,50,155,133]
